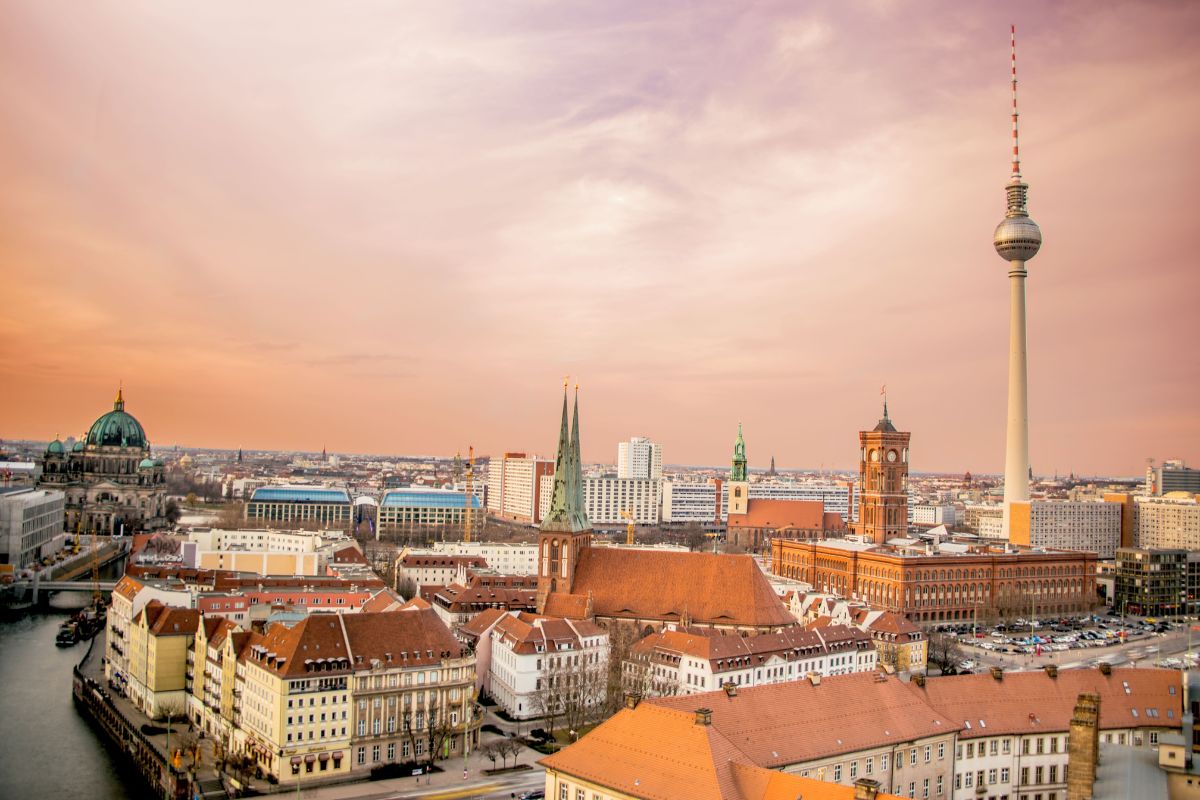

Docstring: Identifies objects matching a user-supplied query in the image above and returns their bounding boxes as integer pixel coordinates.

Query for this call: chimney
[1044,664,1058,678]
[808,672,822,687]
[913,674,926,688]
[854,778,881,800]
[724,682,738,698]
[990,666,1003,681]
[624,693,641,710]
[1098,662,1112,676]
[694,708,713,726]
[1066,693,1101,800]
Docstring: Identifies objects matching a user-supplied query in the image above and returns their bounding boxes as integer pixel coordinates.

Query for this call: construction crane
[463,446,475,543]
[620,508,635,546]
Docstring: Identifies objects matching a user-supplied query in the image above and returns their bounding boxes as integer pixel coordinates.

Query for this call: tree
[164,500,182,525]
[397,576,418,601]
[927,632,964,674]
[499,736,523,767]
[422,700,457,768]
[480,740,501,769]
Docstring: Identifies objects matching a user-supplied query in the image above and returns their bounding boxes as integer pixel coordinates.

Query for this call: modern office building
[376,487,484,530]
[1114,548,1194,617]
[244,486,352,528]
[661,480,856,525]
[1146,460,1200,496]
[616,437,663,480]
[1136,495,1200,550]
[0,487,66,569]
[1007,500,1122,558]
[486,452,554,524]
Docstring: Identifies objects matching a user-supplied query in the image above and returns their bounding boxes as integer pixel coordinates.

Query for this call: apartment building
[485,612,608,720]
[1008,500,1122,558]
[538,474,661,525]
[125,601,201,719]
[541,667,1182,800]
[486,453,554,524]
[429,541,539,575]
[1136,495,1200,550]
[627,624,876,697]
[617,437,663,480]
[233,608,480,783]
[395,553,488,588]
[106,574,193,690]
[0,487,65,570]
[661,480,858,525]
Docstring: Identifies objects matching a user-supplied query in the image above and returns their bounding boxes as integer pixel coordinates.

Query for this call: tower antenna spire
[1011,24,1021,178]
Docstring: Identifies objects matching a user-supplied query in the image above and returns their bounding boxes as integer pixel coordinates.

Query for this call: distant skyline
[2,2,1198,476]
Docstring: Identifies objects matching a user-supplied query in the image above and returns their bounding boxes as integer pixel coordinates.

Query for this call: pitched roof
[632,624,870,672]
[728,499,824,530]
[459,607,510,640]
[332,545,369,564]
[341,608,464,667]
[728,763,903,800]
[652,671,959,767]
[149,606,201,636]
[563,548,793,629]
[113,574,145,601]
[361,588,405,614]
[904,667,1183,738]
[540,704,749,800]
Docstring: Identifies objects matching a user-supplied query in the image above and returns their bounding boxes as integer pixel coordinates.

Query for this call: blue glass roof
[250,487,351,504]
[381,489,481,509]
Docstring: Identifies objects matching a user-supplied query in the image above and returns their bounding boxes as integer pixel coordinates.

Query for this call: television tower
[994,25,1042,536]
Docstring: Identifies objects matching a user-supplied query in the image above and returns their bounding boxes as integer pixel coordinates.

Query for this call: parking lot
[938,614,1199,673]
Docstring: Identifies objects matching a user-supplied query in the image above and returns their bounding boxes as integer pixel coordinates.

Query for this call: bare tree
[927,632,964,673]
[499,737,523,767]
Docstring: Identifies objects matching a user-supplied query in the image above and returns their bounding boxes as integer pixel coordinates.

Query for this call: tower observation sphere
[993,179,1042,263]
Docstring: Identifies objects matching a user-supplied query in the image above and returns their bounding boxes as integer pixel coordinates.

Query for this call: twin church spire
[541,382,590,533]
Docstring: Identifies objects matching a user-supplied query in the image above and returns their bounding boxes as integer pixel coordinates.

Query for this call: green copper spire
[731,422,747,481]
[541,383,590,533]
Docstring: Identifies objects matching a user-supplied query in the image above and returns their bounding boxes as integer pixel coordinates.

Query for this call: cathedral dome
[46,438,65,456]
[138,457,156,469]
[86,390,148,450]
[72,440,84,452]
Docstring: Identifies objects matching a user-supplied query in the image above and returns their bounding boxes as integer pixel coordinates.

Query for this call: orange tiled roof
[113,574,145,601]
[459,607,510,639]
[729,762,903,800]
[540,704,749,800]
[149,606,201,636]
[563,549,793,629]
[904,667,1183,738]
[728,499,824,530]
[632,624,869,673]
[652,671,959,767]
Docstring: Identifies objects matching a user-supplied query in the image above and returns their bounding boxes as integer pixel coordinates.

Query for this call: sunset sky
[1,2,1197,476]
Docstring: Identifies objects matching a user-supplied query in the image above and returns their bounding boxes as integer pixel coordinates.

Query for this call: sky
[1,1,1197,477]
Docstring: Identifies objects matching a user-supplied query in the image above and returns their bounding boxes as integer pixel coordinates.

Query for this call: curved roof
[138,457,156,469]
[381,488,481,509]
[45,438,65,455]
[249,486,351,504]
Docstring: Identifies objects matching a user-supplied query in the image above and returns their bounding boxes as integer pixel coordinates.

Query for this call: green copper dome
[72,440,84,452]
[46,438,65,455]
[86,390,148,450]
[138,457,156,469]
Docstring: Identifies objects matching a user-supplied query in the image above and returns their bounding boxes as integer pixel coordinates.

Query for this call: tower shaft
[1002,261,1030,535]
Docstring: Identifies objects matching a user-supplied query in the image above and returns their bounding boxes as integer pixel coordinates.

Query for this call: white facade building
[429,541,539,575]
[616,437,663,481]
[911,504,959,527]
[628,624,877,698]
[0,487,65,570]
[1136,495,1200,550]
[486,453,553,524]
[486,612,609,720]
[660,480,857,525]
[538,475,661,525]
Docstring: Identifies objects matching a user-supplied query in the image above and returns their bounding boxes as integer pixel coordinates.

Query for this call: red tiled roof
[904,667,1183,738]
[562,549,793,629]
[149,606,201,636]
[728,499,824,530]
[632,624,869,673]
[652,671,959,767]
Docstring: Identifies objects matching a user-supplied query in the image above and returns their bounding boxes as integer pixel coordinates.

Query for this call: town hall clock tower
[855,398,910,543]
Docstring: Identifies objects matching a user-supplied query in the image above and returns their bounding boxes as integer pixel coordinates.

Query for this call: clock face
[869,449,879,462]
[887,450,898,463]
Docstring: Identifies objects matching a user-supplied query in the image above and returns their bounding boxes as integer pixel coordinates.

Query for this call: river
[0,581,156,798]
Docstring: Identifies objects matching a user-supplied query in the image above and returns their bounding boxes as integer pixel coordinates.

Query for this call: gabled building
[627,624,876,698]
[485,612,608,720]
[125,600,201,719]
